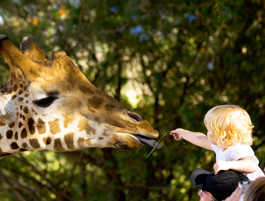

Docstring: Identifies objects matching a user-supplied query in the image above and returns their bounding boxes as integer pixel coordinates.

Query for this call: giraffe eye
[34,96,57,107]
[128,112,142,122]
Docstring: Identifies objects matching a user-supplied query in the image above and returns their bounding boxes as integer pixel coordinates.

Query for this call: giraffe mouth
[134,135,161,149]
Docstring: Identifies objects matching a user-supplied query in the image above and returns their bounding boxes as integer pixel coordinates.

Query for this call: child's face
[206,124,217,145]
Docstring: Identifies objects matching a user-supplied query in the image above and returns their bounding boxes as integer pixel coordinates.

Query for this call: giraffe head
[0,35,160,158]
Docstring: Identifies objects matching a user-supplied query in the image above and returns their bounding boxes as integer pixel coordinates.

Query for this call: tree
[0,0,265,200]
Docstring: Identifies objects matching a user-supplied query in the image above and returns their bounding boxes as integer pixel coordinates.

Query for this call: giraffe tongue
[135,135,161,149]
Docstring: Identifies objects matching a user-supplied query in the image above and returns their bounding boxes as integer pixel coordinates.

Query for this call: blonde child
[170,105,264,180]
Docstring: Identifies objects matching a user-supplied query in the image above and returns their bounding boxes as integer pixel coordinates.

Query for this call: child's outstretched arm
[213,156,258,174]
[170,128,213,150]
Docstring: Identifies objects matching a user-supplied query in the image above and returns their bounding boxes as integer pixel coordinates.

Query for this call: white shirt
[211,143,264,180]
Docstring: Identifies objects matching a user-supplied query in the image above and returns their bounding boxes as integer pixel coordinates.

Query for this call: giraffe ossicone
[0,35,160,158]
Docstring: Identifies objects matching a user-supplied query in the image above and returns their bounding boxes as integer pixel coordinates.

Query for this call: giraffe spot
[22,143,29,150]
[11,142,19,149]
[88,96,104,109]
[0,120,6,126]
[21,128,27,139]
[37,118,46,134]
[79,84,95,94]
[63,115,74,128]
[12,95,17,99]
[54,138,64,151]
[20,148,27,152]
[105,103,115,111]
[49,119,60,135]
[0,133,2,140]
[28,118,35,135]
[29,139,40,149]
[6,130,13,139]
[15,132,18,140]
[18,97,24,102]
[102,129,110,137]
[20,114,26,120]
[43,137,52,145]
[64,133,74,150]
[18,90,23,95]
[19,122,23,128]
[23,107,29,114]
[78,119,96,135]
[25,94,29,97]
[13,85,18,91]
[99,137,104,140]
[8,122,15,128]
[77,137,85,148]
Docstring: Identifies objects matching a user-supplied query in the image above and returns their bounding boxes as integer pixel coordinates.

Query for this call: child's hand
[170,128,185,141]
[213,161,231,174]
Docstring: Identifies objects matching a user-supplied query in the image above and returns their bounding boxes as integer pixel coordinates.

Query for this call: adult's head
[244,177,265,201]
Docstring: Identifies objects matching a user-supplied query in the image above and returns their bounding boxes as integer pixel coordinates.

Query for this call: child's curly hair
[204,105,254,148]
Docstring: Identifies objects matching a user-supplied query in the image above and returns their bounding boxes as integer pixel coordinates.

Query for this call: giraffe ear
[20,36,47,61]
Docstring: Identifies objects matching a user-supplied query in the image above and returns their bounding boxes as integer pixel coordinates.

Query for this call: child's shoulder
[228,144,254,153]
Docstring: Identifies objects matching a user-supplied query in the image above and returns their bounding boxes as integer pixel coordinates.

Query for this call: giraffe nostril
[127,111,142,122]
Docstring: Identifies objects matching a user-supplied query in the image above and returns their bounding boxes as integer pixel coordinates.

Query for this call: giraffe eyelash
[33,96,58,107]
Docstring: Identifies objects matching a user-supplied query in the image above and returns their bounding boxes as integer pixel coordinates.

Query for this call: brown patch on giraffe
[0,133,2,140]
[54,138,64,151]
[18,97,24,101]
[43,137,52,145]
[19,122,23,128]
[88,96,104,109]
[14,132,18,140]
[78,119,96,135]
[77,137,85,148]
[20,114,26,120]
[23,106,29,114]
[64,132,74,150]
[13,85,18,91]
[18,90,23,95]
[99,137,104,140]
[10,142,19,149]
[37,118,46,134]
[102,129,110,137]
[79,84,95,94]
[6,130,13,139]
[29,139,40,149]
[105,103,116,111]
[0,120,6,126]
[63,115,74,128]
[28,118,35,135]
[25,93,29,97]
[12,95,17,99]
[21,128,27,139]
[49,119,61,134]
[8,122,15,128]
[22,143,29,150]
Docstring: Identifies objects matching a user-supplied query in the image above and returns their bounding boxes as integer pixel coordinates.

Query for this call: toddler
[170,105,264,180]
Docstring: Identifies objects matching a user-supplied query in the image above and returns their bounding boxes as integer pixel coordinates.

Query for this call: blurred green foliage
[0,0,265,200]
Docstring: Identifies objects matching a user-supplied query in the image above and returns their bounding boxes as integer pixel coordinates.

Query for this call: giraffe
[0,34,160,159]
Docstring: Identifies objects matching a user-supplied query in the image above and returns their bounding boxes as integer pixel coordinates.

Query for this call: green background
[0,0,265,200]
